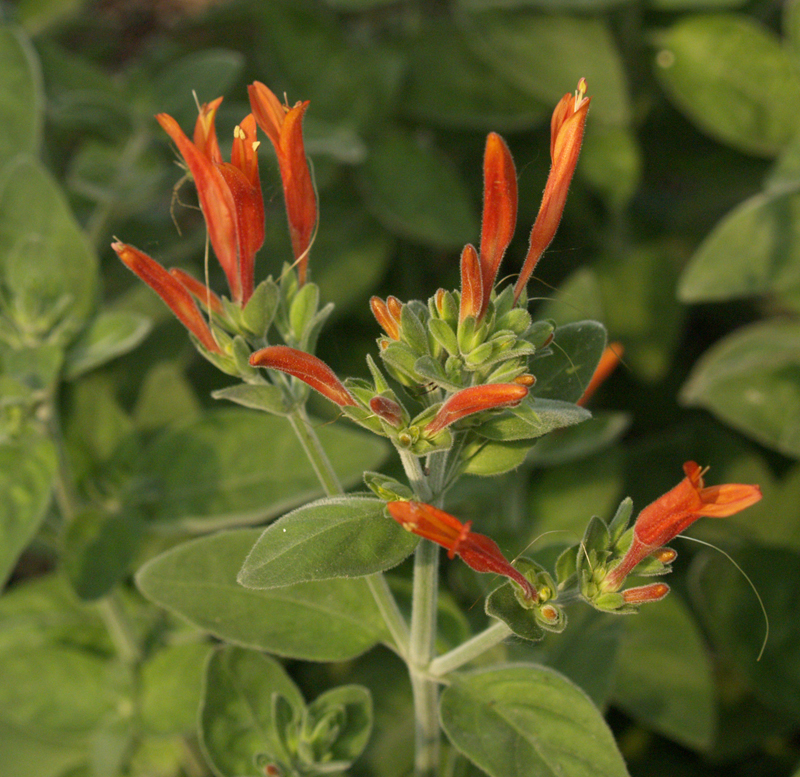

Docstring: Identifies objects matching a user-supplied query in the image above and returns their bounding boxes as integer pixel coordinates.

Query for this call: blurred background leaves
[1,0,799,775]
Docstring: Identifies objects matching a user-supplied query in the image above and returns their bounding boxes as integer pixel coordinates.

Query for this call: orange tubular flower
[156,101,265,304]
[478,132,518,318]
[169,268,224,316]
[249,345,356,407]
[514,79,590,304]
[387,501,537,601]
[577,342,623,406]
[112,242,221,353]
[248,82,317,286]
[621,583,670,604]
[425,384,528,436]
[604,461,762,590]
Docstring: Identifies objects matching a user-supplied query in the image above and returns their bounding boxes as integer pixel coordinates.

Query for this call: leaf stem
[97,594,142,664]
[287,407,343,497]
[429,620,510,677]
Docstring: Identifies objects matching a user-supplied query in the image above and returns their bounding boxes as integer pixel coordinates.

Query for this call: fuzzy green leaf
[440,664,629,777]
[476,398,590,441]
[238,496,418,589]
[136,529,391,661]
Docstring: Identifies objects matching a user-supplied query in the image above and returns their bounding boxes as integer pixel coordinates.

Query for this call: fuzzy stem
[429,620,511,677]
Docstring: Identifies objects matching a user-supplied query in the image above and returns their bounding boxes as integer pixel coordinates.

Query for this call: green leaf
[678,188,800,303]
[613,593,715,751]
[0,156,98,343]
[358,129,478,249]
[62,508,144,601]
[140,409,388,529]
[460,11,630,126]
[0,433,57,587]
[463,438,532,477]
[238,496,418,589]
[510,605,624,708]
[477,397,590,441]
[0,25,42,168]
[680,320,800,458]
[690,545,800,719]
[133,361,202,431]
[460,0,629,7]
[140,642,212,735]
[150,49,245,127]
[651,0,746,8]
[531,321,607,404]
[654,15,800,157]
[304,685,373,767]
[0,718,85,777]
[200,646,305,777]
[402,19,548,131]
[211,383,288,415]
[526,411,630,467]
[63,311,151,380]
[136,529,390,660]
[440,664,629,777]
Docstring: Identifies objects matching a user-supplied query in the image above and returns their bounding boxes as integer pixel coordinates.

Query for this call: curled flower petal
[387,501,537,601]
[604,461,761,590]
[113,242,221,353]
[514,79,590,303]
[425,384,528,436]
[249,345,356,407]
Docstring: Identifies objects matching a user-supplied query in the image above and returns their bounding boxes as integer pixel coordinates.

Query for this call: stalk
[429,620,510,677]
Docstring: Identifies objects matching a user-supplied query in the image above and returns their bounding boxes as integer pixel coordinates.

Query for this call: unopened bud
[653,547,677,564]
[514,374,536,387]
[622,583,670,604]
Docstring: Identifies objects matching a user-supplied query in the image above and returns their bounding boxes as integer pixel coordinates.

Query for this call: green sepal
[363,472,414,501]
[486,585,545,643]
[438,289,459,327]
[527,320,555,349]
[591,591,636,615]
[290,281,321,341]
[428,317,459,357]
[340,404,384,434]
[193,336,239,376]
[464,341,494,368]
[380,341,422,385]
[495,307,532,336]
[400,302,429,356]
[242,277,279,338]
[479,341,535,370]
[631,553,674,577]
[365,354,390,393]
[272,692,300,766]
[491,285,515,321]
[555,544,579,589]
[582,515,611,555]
[301,301,335,354]
[414,355,462,392]
[607,497,633,543]
[457,314,488,354]
[484,359,527,384]
[211,383,288,415]
[231,335,261,381]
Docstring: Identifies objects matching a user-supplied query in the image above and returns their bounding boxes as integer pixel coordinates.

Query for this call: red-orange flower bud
[514,79,590,303]
[249,345,356,407]
[604,461,762,590]
[577,342,623,406]
[370,296,400,340]
[386,501,537,601]
[425,384,528,436]
[113,242,221,354]
[248,82,316,285]
[459,244,483,323]
[169,268,224,316]
[622,582,670,604]
[370,396,404,427]
[478,132,517,318]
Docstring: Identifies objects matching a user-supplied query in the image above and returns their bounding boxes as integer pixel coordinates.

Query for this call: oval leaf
[135,529,391,661]
[613,593,715,751]
[440,664,629,777]
[654,15,800,156]
[679,189,800,303]
[531,321,607,403]
[200,646,305,777]
[680,320,800,458]
[476,398,590,441]
[239,496,418,589]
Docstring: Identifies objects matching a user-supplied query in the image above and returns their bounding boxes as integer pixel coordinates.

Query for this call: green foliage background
[1,0,799,775]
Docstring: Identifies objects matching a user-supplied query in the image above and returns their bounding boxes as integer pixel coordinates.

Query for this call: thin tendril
[679,534,769,662]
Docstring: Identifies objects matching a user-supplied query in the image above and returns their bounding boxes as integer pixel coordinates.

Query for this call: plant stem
[288,407,343,497]
[429,620,510,677]
[287,407,409,656]
[398,448,433,502]
[97,594,142,664]
[409,538,440,777]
